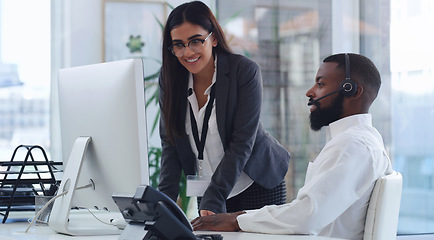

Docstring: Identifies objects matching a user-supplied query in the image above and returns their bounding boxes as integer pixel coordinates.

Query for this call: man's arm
[191,211,246,231]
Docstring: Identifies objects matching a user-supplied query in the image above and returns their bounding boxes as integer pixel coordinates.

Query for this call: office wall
[54,0,102,68]
[59,0,215,67]
[51,0,215,161]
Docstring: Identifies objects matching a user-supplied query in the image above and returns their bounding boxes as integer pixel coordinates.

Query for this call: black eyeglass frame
[169,32,213,57]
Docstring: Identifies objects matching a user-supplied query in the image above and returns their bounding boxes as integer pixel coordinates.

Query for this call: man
[191,53,393,240]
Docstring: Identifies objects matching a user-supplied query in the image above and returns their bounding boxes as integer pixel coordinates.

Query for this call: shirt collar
[326,113,373,141]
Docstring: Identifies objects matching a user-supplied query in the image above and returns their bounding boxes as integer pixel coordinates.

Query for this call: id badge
[186,175,211,197]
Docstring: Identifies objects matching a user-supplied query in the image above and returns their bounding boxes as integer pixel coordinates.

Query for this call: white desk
[0,212,344,240]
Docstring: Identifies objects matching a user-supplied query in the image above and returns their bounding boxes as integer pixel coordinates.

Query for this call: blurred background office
[0,0,433,235]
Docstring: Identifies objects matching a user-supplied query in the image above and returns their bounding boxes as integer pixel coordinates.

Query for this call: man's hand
[200,210,216,216]
[191,211,246,231]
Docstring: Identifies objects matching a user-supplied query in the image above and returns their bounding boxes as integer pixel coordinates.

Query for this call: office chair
[363,171,403,240]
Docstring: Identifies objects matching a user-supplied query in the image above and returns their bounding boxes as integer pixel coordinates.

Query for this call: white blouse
[185,55,253,199]
[237,114,393,240]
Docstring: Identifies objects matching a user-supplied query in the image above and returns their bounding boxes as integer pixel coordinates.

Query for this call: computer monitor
[48,59,149,236]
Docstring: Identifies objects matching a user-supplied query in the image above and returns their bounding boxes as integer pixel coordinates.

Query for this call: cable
[25,191,66,233]
[25,183,94,233]
[85,208,114,226]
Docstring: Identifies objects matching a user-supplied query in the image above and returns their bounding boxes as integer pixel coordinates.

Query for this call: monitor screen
[48,59,149,236]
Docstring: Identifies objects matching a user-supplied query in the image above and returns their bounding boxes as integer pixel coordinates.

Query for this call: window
[217,0,434,234]
[390,0,434,234]
[0,0,51,159]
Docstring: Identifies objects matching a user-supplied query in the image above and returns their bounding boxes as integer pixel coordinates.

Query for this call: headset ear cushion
[340,79,358,96]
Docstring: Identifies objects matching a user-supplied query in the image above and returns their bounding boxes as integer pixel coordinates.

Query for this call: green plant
[178,172,190,213]
[139,2,192,213]
[147,146,161,189]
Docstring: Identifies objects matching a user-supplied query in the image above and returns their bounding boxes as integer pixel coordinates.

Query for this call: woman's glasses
[169,32,213,57]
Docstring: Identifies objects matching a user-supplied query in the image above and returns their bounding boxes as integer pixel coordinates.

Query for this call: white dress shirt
[237,114,393,240]
[186,55,253,199]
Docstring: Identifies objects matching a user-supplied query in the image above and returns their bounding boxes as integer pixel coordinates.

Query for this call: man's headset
[341,53,358,96]
[308,53,358,105]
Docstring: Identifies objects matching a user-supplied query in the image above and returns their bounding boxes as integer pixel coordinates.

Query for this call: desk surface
[0,212,343,240]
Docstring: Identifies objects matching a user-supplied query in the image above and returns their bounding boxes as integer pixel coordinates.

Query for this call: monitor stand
[48,136,122,236]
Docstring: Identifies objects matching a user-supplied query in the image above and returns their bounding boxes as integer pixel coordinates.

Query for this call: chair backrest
[363,171,403,240]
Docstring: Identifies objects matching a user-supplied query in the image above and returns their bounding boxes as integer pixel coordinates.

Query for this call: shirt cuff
[237,209,260,232]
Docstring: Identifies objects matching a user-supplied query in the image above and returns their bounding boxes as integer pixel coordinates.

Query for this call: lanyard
[189,85,216,160]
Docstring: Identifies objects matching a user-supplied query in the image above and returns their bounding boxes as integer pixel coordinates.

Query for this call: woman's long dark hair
[161,1,232,144]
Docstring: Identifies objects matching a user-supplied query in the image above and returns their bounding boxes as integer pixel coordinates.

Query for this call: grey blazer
[158,52,290,213]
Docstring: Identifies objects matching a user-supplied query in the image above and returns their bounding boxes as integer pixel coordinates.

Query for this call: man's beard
[309,94,344,131]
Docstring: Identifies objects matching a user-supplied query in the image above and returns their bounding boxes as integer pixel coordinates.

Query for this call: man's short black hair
[323,53,381,97]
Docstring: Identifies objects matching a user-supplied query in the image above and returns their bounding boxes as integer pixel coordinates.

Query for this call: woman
[158,1,290,216]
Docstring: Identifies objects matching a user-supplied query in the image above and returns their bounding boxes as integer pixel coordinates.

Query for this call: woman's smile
[186,57,200,63]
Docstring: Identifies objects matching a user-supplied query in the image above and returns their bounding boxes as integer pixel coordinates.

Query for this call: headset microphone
[307,89,341,106]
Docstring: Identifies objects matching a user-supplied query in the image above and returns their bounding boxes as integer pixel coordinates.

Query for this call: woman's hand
[191,211,246,231]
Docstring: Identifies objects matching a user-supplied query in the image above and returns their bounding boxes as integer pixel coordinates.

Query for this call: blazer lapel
[215,53,231,147]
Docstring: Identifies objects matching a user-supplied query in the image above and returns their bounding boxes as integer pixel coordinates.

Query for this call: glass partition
[217,0,433,234]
